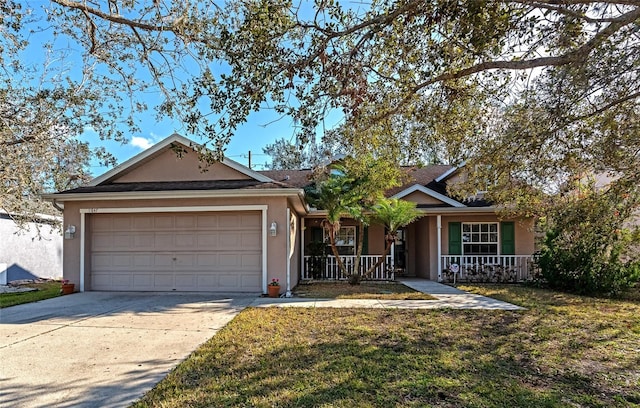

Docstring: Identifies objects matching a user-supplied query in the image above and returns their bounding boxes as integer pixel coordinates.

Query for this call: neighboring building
[0,211,63,284]
[44,134,536,294]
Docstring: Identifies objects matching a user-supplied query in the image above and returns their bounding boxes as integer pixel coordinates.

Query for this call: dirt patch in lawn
[293,282,436,300]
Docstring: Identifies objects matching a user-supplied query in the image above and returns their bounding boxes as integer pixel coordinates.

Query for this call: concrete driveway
[0,292,255,408]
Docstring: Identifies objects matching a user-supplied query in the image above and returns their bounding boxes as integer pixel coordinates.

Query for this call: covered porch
[299,212,536,283]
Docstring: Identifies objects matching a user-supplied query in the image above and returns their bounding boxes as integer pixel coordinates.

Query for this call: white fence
[302,255,394,280]
[440,255,536,283]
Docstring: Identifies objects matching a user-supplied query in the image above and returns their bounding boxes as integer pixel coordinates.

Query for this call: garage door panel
[132,233,155,249]
[154,233,174,250]
[218,254,240,268]
[218,214,240,227]
[196,232,217,247]
[92,234,113,251]
[242,253,261,268]
[175,233,195,248]
[153,254,174,268]
[90,211,262,292]
[241,232,261,248]
[218,274,239,288]
[219,231,242,248]
[241,213,261,226]
[175,215,196,228]
[240,273,261,289]
[133,254,153,267]
[153,215,174,228]
[112,254,132,267]
[133,273,154,288]
[174,274,197,289]
[133,215,154,229]
[175,254,196,267]
[196,254,218,267]
[111,233,133,249]
[153,274,174,288]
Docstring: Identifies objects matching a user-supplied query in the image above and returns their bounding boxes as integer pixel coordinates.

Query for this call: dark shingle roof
[54,180,292,194]
[387,165,454,196]
[258,169,314,188]
[54,165,491,207]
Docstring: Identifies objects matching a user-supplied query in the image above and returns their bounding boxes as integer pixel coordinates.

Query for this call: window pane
[481,224,488,232]
[472,224,480,232]
[463,224,471,232]
[489,224,497,232]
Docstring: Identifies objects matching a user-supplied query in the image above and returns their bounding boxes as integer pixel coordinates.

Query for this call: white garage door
[90,212,262,292]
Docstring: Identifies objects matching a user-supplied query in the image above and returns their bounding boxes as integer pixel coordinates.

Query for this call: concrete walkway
[250,279,523,310]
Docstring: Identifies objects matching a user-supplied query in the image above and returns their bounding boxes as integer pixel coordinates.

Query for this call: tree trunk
[363,235,394,278]
[348,222,366,284]
[327,226,348,278]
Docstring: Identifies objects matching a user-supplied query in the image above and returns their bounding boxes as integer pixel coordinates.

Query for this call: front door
[393,227,407,276]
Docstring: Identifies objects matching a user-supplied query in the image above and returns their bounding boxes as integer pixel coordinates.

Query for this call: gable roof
[391,184,466,208]
[88,133,273,186]
[434,162,464,183]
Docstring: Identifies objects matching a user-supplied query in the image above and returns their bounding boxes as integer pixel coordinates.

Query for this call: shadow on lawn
[136,308,640,408]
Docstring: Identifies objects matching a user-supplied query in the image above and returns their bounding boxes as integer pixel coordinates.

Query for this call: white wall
[0,214,63,282]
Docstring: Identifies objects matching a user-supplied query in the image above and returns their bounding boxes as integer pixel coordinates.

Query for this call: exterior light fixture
[64,225,76,240]
[270,221,277,237]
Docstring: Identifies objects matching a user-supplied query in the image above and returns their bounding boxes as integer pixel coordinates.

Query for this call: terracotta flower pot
[61,283,75,295]
[267,285,281,298]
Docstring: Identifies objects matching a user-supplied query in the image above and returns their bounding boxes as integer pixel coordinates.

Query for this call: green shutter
[501,222,515,255]
[449,222,462,255]
[362,226,369,255]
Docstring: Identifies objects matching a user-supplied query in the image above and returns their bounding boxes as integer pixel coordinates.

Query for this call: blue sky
[80,104,307,174]
[20,2,341,176]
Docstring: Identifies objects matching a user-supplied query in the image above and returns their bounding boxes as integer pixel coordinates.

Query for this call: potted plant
[60,279,75,295]
[267,278,281,298]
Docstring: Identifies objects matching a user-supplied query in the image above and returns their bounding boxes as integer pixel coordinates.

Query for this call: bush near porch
[133,284,640,408]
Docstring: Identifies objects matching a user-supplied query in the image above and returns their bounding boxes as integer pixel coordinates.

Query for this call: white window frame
[461,222,499,256]
[324,226,356,255]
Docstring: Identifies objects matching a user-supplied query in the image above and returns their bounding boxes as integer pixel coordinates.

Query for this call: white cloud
[131,136,154,150]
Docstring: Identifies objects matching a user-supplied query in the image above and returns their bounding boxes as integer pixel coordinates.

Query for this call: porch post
[300,217,305,280]
[286,207,291,297]
[390,241,395,274]
[437,215,442,282]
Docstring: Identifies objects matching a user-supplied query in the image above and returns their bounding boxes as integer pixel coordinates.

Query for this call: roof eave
[42,188,304,202]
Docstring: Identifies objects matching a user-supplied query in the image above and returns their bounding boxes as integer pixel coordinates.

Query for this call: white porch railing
[440,255,536,283]
[302,255,394,280]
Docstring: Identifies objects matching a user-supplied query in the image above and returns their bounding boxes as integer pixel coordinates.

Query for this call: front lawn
[0,281,62,308]
[293,281,436,300]
[133,285,640,408]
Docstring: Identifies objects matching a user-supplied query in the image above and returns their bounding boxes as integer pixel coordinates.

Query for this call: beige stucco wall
[402,191,445,206]
[113,148,251,183]
[411,217,431,278]
[62,195,300,293]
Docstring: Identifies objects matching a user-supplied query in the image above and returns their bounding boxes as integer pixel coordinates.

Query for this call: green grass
[0,281,62,308]
[133,285,640,408]
[293,282,436,300]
